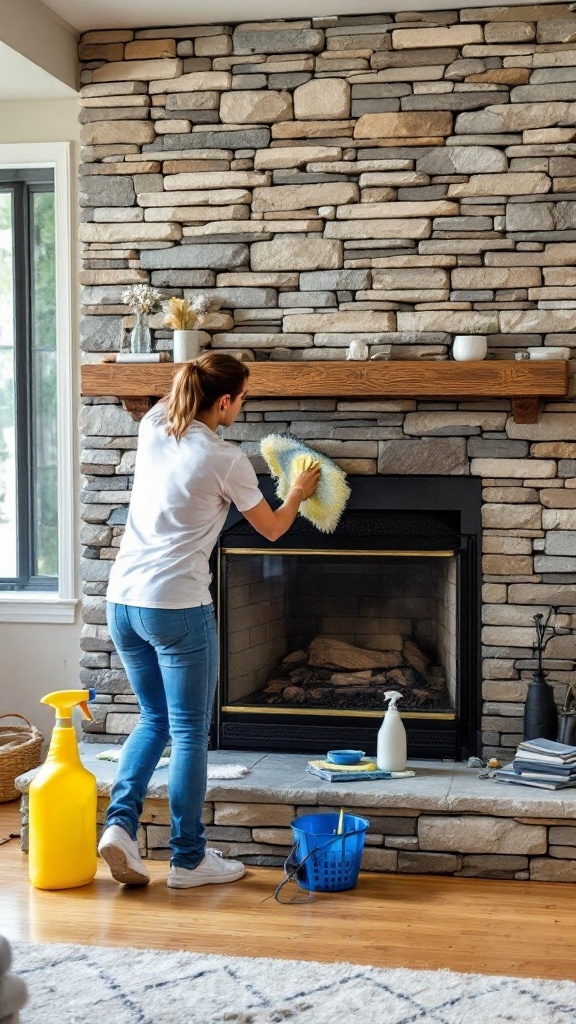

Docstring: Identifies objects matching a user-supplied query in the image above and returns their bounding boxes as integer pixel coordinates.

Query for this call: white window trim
[0,142,77,624]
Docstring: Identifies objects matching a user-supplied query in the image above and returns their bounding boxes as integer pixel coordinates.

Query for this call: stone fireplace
[78,5,576,765]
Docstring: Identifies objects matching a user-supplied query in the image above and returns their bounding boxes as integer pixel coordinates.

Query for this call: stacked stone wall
[125,802,576,881]
[79,7,576,758]
[18,789,576,881]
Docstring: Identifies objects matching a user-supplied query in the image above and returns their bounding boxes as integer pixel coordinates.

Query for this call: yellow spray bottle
[29,689,97,890]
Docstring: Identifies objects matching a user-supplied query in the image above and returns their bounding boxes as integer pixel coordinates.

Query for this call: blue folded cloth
[305,765,389,778]
[307,765,415,783]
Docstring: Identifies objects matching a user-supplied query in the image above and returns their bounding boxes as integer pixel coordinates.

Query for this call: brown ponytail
[165,351,249,442]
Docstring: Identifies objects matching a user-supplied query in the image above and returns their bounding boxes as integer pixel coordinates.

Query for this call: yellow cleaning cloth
[260,435,351,534]
[308,759,378,772]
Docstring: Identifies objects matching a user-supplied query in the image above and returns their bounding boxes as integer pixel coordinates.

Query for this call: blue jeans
[105,602,218,869]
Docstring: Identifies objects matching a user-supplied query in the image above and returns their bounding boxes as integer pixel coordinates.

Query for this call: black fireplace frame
[213,475,482,761]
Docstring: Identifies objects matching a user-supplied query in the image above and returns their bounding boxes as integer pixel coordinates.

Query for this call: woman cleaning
[98,352,320,889]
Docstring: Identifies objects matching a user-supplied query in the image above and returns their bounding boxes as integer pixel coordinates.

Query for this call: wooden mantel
[81,360,569,424]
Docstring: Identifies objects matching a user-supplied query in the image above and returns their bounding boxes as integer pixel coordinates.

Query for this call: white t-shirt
[106,406,263,608]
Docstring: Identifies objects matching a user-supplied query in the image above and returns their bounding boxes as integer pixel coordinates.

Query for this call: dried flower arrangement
[532,607,570,676]
[122,284,163,315]
[163,294,223,331]
[163,297,196,331]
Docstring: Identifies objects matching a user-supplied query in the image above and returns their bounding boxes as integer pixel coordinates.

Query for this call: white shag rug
[11,940,576,1024]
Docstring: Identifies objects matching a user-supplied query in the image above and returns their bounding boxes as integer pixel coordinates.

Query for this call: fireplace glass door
[221,549,458,715]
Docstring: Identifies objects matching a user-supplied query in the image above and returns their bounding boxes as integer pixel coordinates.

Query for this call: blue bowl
[327,749,365,765]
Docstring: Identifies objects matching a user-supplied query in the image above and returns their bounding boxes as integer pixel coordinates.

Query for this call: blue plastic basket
[290,812,369,892]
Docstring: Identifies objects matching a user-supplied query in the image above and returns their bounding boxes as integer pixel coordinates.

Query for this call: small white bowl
[527,347,570,360]
[452,335,487,361]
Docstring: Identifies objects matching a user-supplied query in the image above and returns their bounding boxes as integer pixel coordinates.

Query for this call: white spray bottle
[377,690,407,772]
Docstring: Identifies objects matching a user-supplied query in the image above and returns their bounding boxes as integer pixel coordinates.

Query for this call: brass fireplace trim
[221,706,456,720]
[221,548,455,557]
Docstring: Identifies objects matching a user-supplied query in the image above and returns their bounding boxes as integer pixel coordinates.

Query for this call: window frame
[1,175,56,592]
[0,142,76,624]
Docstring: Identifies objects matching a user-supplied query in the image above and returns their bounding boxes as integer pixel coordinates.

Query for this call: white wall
[0,97,82,743]
[0,98,79,145]
[1,624,81,741]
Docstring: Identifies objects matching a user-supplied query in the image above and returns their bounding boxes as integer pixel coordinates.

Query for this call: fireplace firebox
[214,476,481,760]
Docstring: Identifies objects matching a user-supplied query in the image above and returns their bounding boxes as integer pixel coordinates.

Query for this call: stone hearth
[16,748,576,883]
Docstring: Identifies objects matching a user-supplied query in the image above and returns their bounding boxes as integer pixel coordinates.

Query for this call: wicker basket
[0,714,43,803]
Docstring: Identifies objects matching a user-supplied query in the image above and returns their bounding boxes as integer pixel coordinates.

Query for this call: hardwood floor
[2,803,575,981]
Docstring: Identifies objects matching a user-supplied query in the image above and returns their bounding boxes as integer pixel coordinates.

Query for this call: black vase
[523,670,559,741]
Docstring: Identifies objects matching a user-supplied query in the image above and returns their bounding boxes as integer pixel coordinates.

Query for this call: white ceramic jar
[172,330,210,362]
[347,338,369,360]
[452,335,488,361]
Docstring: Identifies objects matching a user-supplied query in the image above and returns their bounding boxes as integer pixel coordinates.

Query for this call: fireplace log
[262,680,286,694]
[331,671,372,686]
[309,636,400,671]
[288,667,312,684]
[282,650,308,667]
[243,633,451,713]
[402,638,431,675]
[282,686,306,703]
[307,688,332,702]
[386,667,415,690]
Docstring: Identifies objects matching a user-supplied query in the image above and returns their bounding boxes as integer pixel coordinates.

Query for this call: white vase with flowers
[164,295,222,362]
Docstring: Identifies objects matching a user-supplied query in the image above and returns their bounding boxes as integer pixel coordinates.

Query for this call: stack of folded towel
[0,936,27,1024]
[307,758,416,783]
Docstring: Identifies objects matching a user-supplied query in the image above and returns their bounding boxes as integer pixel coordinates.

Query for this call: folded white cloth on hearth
[206,765,250,779]
[95,750,250,779]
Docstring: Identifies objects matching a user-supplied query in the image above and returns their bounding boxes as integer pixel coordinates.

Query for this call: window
[0,170,58,589]
[0,143,75,623]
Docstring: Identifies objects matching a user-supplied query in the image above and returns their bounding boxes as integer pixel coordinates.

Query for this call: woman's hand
[243,462,322,541]
[292,463,321,500]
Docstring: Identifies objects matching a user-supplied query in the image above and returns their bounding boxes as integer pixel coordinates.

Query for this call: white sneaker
[167,849,246,889]
[98,824,150,886]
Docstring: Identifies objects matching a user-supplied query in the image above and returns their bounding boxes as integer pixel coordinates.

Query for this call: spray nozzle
[383,690,403,710]
[41,689,96,722]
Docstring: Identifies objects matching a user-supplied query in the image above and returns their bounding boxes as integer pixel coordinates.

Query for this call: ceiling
[38,0,563,32]
[0,0,563,102]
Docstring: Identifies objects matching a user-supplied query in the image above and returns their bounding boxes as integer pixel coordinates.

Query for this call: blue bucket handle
[273,828,361,904]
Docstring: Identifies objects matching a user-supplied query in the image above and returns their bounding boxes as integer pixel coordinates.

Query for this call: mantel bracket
[121,397,156,421]
[511,397,540,425]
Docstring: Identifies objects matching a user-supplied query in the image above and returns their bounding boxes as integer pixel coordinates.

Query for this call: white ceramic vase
[452,335,488,361]
[172,330,210,362]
